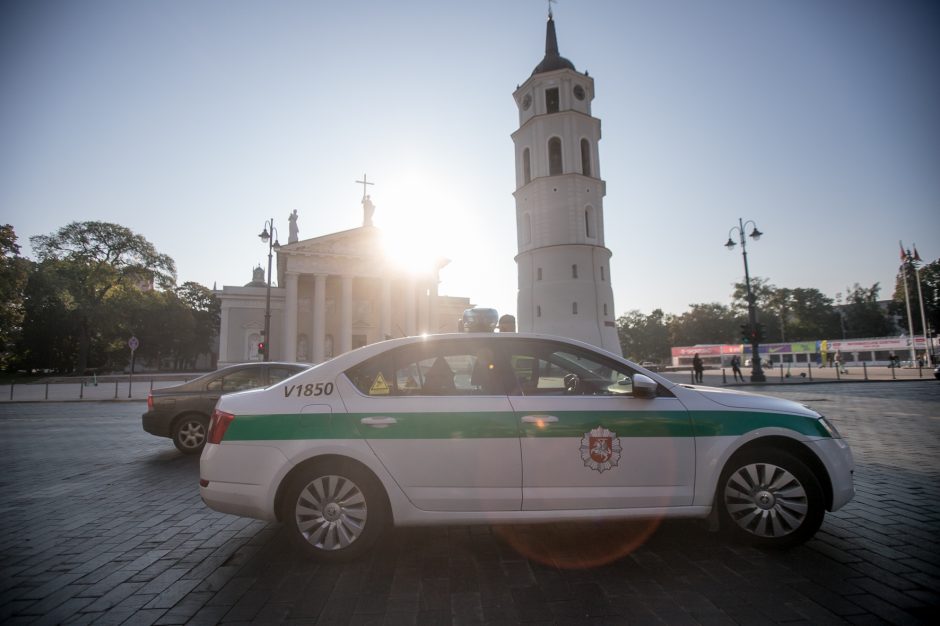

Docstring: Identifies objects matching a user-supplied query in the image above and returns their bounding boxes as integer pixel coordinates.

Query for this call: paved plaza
[0,381,938,624]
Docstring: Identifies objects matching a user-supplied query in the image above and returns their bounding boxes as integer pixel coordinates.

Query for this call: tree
[175,282,220,369]
[15,260,84,373]
[786,288,842,341]
[0,225,31,369]
[733,278,842,343]
[668,303,740,347]
[842,283,891,339]
[29,222,176,373]
[892,256,938,340]
[617,309,672,363]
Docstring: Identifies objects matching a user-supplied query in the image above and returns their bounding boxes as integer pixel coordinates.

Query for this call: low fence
[1,376,199,402]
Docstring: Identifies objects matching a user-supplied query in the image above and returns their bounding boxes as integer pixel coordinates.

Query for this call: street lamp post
[725,218,766,382]
[259,219,280,362]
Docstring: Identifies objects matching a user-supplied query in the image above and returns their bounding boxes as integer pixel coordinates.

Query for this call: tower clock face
[573,85,585,100]
[522,94,532,110]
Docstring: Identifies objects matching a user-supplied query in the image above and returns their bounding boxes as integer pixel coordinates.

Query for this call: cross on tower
[548,0,557,18]
[355,174,375,200]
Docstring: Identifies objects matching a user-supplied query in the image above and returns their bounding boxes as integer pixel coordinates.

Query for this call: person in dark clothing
[692,353,704,384]
[730,355,744,382]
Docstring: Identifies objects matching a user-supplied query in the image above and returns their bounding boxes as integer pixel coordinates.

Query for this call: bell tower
[512,10,621,354]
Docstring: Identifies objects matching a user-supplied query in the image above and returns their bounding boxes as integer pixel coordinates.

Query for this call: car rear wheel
[172,414,208,454]
[718,449,824,548]
[280,461,386,562]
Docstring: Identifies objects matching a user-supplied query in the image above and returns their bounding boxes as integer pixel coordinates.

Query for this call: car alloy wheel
[719,449,824,548]
[281,461,386,561]
[173,416,208,454]
[294,475,367,551]
[724,462,808,537]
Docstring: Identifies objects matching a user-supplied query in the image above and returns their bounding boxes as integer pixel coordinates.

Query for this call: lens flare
[493,517,662,569]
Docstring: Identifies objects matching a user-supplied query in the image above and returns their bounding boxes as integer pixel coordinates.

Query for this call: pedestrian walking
[692,353,704,384]
[730,355,744,382]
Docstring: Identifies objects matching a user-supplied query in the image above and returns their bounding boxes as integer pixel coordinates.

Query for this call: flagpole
[899,241,917,364]
[912,246,933,364]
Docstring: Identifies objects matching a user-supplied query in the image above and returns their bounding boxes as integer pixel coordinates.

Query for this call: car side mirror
[632,374,657,399]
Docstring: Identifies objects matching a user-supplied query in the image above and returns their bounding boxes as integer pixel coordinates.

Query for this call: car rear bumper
[199,442,287,522]
[142,411,172,438]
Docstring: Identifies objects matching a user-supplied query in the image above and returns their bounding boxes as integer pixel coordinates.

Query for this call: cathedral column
[312,274,327,363]
[405,277,417,336]
[340,275,353,354]
[380,277,392,340]
[218,300,230,364]
[429,278,440,334]
[283,272,298,361]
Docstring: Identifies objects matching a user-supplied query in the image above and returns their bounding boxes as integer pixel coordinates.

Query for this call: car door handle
[521,415,558,424]
[360,416,398,428]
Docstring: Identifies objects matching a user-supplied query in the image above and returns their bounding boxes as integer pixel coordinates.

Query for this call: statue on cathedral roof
[288,209,299,243]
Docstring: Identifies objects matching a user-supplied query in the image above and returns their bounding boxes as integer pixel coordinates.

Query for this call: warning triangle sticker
[369,372,391,396]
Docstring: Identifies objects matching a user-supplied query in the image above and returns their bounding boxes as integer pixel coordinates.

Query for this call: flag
[913,245,922,262]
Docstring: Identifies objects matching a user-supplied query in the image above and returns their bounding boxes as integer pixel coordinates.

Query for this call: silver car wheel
[177,420,206,450]
[294,475,368,551]
[723,462,808,538]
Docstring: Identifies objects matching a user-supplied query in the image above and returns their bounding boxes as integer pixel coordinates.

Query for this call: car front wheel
[718,449,824,548]
[172,414,209,454]
[280,461,386,562]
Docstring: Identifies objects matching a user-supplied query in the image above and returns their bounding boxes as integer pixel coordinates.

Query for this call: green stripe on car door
[222,409,830,441]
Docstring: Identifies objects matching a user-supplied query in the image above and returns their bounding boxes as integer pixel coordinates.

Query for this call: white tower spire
[511,11,621,354]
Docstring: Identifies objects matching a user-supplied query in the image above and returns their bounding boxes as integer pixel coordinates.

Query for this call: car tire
[718,448,824,548]
[280,460,386,562]
[172,414,209,454]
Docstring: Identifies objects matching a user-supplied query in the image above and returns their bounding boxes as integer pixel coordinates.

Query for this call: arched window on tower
[548,138,562,176]
[585,206,595,239]
[523,213,532,244]
[523,148,531,185]
[580,139,591,177]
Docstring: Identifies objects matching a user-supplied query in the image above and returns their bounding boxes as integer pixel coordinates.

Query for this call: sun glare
[374,167,453,276]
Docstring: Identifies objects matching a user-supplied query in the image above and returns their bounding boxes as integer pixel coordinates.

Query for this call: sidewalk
[0,375,196,402]
[666,362,937,386]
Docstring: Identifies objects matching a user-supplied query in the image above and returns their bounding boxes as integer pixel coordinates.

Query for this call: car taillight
[147,393,153,411]
[207,409,235,444]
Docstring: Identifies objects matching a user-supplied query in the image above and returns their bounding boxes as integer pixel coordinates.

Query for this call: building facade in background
[216,198,470,367]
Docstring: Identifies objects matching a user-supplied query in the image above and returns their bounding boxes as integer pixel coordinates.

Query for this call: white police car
[200,333,854,561]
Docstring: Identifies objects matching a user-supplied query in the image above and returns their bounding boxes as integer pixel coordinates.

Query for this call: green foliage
[10,221,219,374]
[892,258,938,338]
[668,303,740,347]
[27,221,177,372]
[842,283,892,339]
[733,279,843,342]
[617,309,671,363]
[621,271,906,358]
[1,226,34,368]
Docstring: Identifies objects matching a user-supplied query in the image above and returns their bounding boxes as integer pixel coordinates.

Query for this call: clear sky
[2,0,938,319]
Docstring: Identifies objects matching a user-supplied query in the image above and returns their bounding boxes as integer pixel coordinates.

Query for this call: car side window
[508,343,634,396]
[218,370,260,392]
[268,367,297,384]
[345,343,502,396]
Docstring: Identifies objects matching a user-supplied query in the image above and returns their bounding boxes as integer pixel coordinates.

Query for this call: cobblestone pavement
[0,382,938,624]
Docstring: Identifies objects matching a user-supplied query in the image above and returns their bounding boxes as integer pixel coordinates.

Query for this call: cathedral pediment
[280,225,384,260]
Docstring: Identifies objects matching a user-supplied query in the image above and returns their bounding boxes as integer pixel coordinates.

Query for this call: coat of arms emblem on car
[579,426,622,473]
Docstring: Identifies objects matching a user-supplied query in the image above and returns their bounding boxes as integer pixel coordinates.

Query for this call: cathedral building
[512,11,621,355]
[216,196,470,367]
